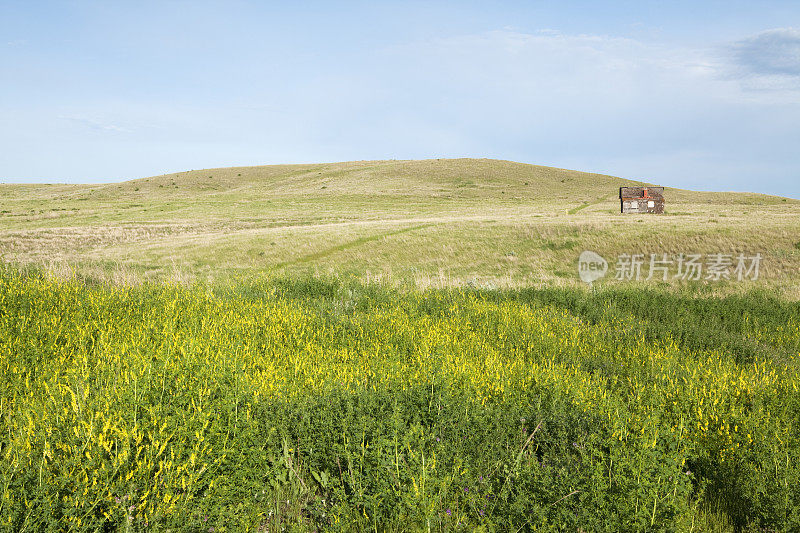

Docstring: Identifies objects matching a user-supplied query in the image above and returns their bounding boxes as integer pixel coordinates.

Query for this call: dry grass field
[1,158,798,293]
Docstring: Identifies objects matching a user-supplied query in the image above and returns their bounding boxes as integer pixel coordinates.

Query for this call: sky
[1,1,799,196]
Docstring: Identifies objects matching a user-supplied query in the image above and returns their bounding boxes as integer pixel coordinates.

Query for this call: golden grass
[1,158,797,292]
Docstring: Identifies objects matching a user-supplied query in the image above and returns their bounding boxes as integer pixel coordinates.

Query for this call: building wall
[620,198,664,214]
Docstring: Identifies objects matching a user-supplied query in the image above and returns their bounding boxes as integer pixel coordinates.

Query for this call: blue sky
[1,1,799,196]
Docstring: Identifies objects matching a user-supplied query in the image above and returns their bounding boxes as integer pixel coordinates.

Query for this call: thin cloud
[724,28,800,92]
[58,115,132,133]
[388,28,718,87]
[382,29,726,114]
[731,28,800,78]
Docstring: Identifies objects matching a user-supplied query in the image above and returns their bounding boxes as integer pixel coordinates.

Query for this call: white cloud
[58,115,132,133]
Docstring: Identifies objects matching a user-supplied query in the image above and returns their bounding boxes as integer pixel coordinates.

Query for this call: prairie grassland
[2,159,798,292]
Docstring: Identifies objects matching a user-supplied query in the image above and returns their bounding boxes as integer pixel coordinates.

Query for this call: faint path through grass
[569,194,614,214]
[275,223,435,268]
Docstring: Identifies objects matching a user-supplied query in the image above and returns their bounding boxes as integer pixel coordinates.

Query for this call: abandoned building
[620,186,665,214]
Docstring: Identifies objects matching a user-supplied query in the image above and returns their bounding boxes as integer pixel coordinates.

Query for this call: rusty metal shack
[620,186,665,214]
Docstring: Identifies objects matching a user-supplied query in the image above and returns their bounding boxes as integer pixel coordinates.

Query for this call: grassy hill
[4,160,800,531]
[1,158,798,292]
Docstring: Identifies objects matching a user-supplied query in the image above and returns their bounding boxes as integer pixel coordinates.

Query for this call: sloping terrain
[1,159,798,292]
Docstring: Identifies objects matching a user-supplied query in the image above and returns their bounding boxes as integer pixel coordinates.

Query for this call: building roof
[619,186,664,200]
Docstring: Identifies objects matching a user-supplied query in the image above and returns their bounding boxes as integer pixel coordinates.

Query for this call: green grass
[2,269,799,531]
[2,159,800,530]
